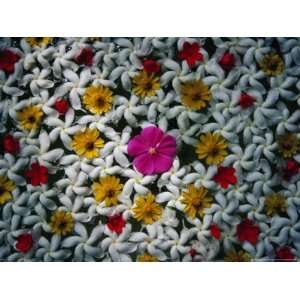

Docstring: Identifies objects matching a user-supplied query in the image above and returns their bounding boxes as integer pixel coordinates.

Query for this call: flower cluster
[0,37,300,262]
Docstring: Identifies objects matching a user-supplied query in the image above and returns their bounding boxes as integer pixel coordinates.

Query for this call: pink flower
[127,126,176,175]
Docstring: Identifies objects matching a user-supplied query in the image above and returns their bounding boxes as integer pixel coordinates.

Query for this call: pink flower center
[148,147,156,155]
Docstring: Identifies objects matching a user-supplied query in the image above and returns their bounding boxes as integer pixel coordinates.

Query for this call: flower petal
[133,153,154,175]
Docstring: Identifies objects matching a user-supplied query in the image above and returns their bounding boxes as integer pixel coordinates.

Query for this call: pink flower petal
[127,135,148,157]
[157,134,176,156]
[141,126,164,146]
[133,153,154,175]
[153,153,174,173]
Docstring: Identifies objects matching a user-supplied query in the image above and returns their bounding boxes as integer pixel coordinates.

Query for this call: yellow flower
[132,70,160,98]
[224,249,251,262]
[181,184,212,219]
[277,133,300,158]
[260,53,284,76]
[49,210,74,236]
[83,85,113,115]
[195,132,228,165]
[264,193,287,216]
[72,128,104,159]
[26,37,53,47]
[92,176,123,207]
[132,193,162,224]
[180,80,211,110]
[137,253,158,262]
[17,105,44,131]
[0,176,15,205]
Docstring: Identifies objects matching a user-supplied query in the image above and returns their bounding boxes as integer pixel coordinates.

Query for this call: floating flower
[17,105,44,131]
[181,184,212,219]
[264,193,287,216]
[224,249,251,262]
[0,175,15,205]
[132,192,162,224]
[195,132,228,165]
[83,85,113,115]
[236,219,260,245]
[50,210,74,236]
[127,126,176,175]
[0,48,20,75]
[92,176,123,207]
[210,224,221,240]
[282,159,300,180]
[2,134,20,154]
[213,166,237,188]
[180,80,211,110]
[25,162,48,186]
[72,128,104,159]
[142,59,160,74]
[277,133,300,158]
[137,252,158,262]
[132,70,160,98]
[74,47,94,66]
[107,213,126,234]
[275,246,295,261]
[15,233,33,254]
[177,42,203,67]
[219,52,235,70]
[260,53,284,76]
[239,92,255,109]
[54,98,69,115]
[25,37,53,47]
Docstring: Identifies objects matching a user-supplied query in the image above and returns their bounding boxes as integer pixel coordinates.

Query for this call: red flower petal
[219,52,235,70]
[143,59,160,74]
[210,224,221,240]
[237,219,260,245]
[25,163,49,186]
[239,93,255,109]
[178,42,203,67]
[3,134,20,154]
[0,49,20,75]
[16,233,33,253]
[54,98,69,115]
[276,246,295,261]
[213,166,237,189]
[74,47,94,66]
[107,214,126,234]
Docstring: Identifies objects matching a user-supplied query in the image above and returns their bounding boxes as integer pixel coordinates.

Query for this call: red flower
[25,162,48,186]
[276,246,295,261]
[178,42,203,67]
[0,49,20,75]
[54,98,69,115]
[219,52,235,70]
[107,214,126,234]
[213,166,237,189]
[283,159,299,180]
[189,248,197,258]
[74,47,94,66]
[16,233,33,253]
[210,224,221,240]
[239,93,255,109]
[237,219,260,245]
[143,59,160,74]
[3,134,20,154]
